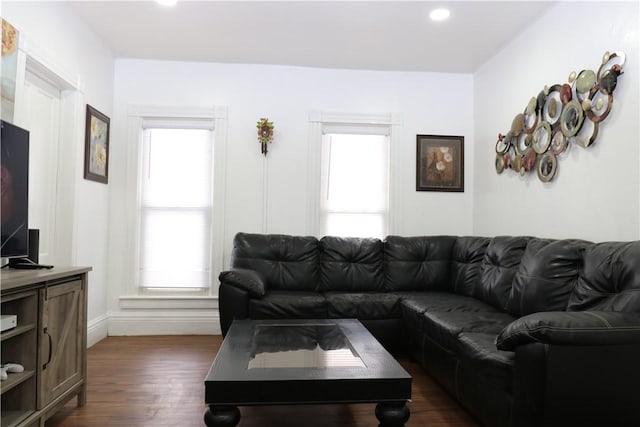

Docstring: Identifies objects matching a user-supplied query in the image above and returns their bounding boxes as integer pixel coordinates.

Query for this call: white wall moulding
[127,104,227,120]
[118,296,218,310]
[108,311,221,336]
[87,314,109,347]
[21,35,82,92]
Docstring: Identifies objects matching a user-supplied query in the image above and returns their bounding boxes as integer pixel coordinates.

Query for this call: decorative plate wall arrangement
[495,51,625,182]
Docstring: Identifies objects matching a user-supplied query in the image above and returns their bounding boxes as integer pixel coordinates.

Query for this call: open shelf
[0,370,36,395]
[0,324,36,342]
[1,409,35,427]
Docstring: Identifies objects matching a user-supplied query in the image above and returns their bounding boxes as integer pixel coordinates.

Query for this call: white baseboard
[107,310,221,336]
[87,314,109,348]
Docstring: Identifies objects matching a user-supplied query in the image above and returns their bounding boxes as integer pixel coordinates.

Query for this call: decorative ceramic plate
[537,152,557,182]
[549,127,568,155]
[495,132,511,154]
[515,132,532,156]
[560,100,584,137]
[532,121,552,154]
[542,85,562,128]
[523,97,538,134]
[597,51,626,83]
[523,149,537,172]
[495,153,505,174]
[574,69,597,102]
[586,87,613,123]
[571,117,599,148]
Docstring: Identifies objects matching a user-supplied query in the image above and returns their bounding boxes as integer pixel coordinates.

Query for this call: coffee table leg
[204,405,240,427]
[375,401,410,427]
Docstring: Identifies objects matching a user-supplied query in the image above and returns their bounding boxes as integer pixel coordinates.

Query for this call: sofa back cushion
[231,232,320,291]
[320,236,384,292]
[476,236,531,311]
[507,238,588,316]
[568,241,640,312]
[384,235,455,291]
[449,236,491,297]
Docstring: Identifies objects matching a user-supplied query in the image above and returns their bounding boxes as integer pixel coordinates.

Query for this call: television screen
[1,120,30,259]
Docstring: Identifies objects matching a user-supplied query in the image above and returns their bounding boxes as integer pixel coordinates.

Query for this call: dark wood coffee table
[204,319,411,426]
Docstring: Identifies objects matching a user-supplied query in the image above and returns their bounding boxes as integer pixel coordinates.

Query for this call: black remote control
[11,262,54,270]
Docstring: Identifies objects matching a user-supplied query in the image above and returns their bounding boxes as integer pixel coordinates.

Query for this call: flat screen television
[1,120,30,260]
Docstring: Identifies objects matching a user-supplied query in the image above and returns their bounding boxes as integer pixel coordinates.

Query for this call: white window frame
[307,112,401,237]
[320,130,390,239]
[138,123,214,293]
[122,106,227,302]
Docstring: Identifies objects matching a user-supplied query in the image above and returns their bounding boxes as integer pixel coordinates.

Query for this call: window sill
[119,295,217,310]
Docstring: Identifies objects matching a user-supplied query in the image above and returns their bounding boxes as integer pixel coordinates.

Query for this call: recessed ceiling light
[156,0,177,6]
[429,8,450,21]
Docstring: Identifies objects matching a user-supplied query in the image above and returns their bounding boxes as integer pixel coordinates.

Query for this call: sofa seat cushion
[421,311,516,353]
[324,292,401,319]
[249,291,327,319]
[457,332,515,392]
[401,292,500,313]
[400,292,500,332]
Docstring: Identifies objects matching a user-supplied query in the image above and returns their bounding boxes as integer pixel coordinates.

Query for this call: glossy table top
[205,319,411,406]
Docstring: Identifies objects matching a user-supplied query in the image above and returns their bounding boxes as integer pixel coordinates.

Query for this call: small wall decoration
[84,105,110,184]
[416,134,464,192]
[256,118,274,156]
[1,18,19,122]
[495,51,625,182]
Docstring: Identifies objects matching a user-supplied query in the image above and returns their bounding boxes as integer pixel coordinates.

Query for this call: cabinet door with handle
[38,279,85,408]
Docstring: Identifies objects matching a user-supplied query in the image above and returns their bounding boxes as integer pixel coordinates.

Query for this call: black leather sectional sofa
[218,232,640,427]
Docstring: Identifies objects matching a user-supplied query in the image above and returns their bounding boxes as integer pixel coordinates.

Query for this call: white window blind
[320,132,389,239]
[139,127,213,291]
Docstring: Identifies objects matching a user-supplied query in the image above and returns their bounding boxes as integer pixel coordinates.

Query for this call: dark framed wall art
[84,104,110,184]
[416,134,464,192]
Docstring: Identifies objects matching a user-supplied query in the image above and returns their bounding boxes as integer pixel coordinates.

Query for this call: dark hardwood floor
[45,335,479,427]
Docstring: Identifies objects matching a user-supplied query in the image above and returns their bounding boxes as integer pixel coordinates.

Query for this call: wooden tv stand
[1,266,91,427]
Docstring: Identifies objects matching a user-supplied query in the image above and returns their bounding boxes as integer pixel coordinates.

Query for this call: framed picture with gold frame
[416,134,464,192]
[84,104,110,184]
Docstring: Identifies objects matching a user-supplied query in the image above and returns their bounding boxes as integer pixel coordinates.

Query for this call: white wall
[474,1,640,241]
[109,61,475,309]
[8,0,638,339]
[2,2,115,345]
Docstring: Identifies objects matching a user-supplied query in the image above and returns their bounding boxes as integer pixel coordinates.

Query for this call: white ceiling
[67,1,555,73]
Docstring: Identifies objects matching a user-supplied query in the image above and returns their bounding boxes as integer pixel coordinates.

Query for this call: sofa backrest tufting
[507,238,589,317]
[568,241,640,312]
[229,233,640,315]
[476,236,532,311]
[448,236,491,297]
[319,236,385,292]
[383,235,455,292]
[231,232,320,291]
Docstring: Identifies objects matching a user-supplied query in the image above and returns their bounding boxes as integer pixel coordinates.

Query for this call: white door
[21,71,61,265]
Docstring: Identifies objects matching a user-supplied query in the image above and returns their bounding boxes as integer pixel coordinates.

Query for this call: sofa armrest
[496,311,640,351]
[219,268,267,298]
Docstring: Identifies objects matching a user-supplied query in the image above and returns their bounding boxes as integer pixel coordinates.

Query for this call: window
[307,112,399,239]
[138,124,214,292]
[320,131,389,239]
